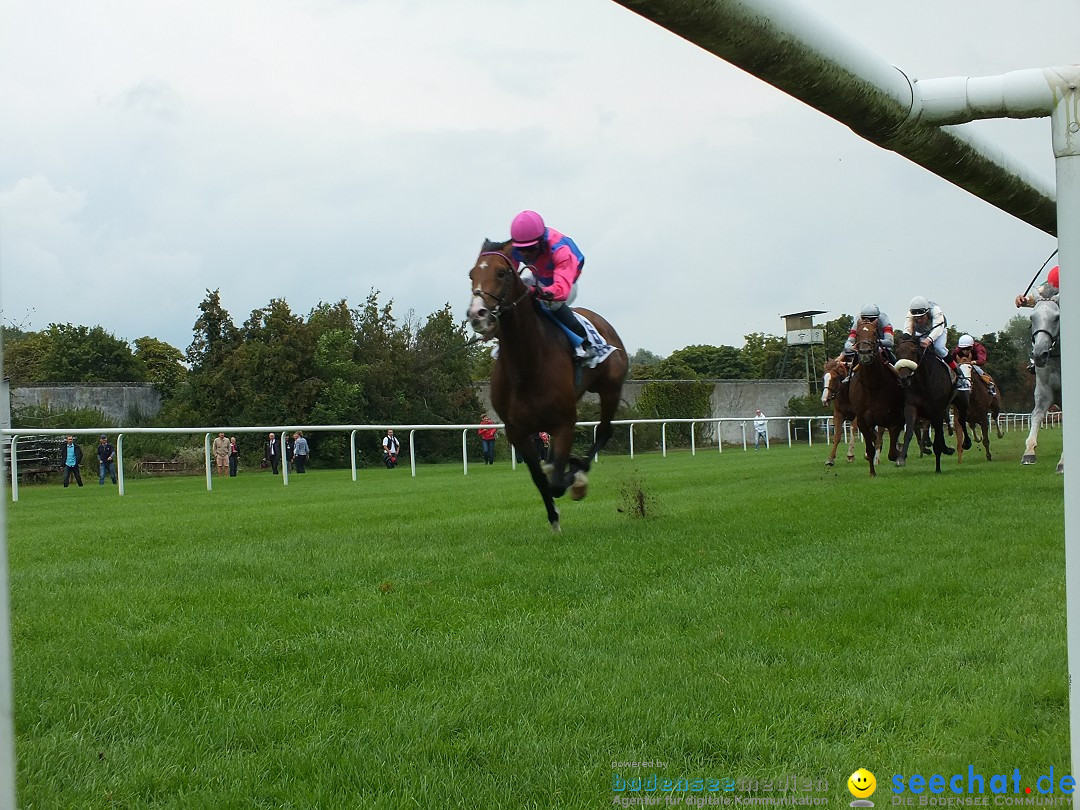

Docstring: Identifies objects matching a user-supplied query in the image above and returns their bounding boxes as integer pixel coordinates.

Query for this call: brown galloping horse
[953,363,1003,463]
[848,320,905,477]
[821,357,858,466]
[467,239,628,531]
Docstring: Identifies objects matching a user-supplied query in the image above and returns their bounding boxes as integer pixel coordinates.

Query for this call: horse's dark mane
[481,238,511,253]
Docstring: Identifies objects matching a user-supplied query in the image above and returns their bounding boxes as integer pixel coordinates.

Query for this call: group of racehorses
[822,303,1062,477]
[467,235,1062,527]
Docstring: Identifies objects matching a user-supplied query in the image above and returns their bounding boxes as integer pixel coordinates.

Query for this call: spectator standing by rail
[62,435,84,488]
[753,410,768,450]
[212,432,229,477]
[382,429,400,469]
[293,432,310,473]
[97,435,117,485]
[265,433,281,475]
[478,416,498,465]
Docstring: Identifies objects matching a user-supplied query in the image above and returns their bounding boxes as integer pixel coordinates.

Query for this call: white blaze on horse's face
[468,260,498,338]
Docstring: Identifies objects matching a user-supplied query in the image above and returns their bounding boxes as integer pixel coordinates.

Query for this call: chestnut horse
[821,357,858,466]
[467,239,628,531]
[953,362,1003,463]
[847,320,905,477]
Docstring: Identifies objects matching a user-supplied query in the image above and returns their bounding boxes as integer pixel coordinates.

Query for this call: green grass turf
[7,426,1067,808]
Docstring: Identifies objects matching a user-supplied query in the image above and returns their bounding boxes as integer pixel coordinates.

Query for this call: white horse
[1022,297,1063,473]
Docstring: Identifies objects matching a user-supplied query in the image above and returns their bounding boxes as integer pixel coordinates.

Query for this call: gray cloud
[0,0,1071,356]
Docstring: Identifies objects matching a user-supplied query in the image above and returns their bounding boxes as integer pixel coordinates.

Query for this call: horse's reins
[1030,300,1061,357]
[1022,248,1059,298]
[472,251,531,318]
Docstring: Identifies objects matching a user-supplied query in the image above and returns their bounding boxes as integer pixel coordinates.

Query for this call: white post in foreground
[1052,79,1080,781]
[0,317,18,806]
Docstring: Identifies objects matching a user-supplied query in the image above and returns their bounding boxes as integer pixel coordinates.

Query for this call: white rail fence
[0,411,1061,502]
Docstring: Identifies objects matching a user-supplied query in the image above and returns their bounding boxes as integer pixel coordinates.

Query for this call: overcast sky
[1,0,1075,359]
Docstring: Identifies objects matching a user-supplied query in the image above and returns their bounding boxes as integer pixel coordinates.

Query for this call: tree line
[4,290,486,466]
[2,297,1037,465]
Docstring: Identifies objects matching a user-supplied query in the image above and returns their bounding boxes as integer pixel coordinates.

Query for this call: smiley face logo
[847,768,876,798]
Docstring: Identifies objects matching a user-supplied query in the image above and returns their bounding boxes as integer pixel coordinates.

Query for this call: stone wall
[11,384,162,424]
[473,378,808,443]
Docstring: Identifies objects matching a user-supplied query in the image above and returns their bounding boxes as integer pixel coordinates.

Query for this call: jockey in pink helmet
[509,210,593,361]
[1016,264,1060,308]
[1016,264,1060,372]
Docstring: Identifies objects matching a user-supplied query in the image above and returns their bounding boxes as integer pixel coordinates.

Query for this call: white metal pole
[1052,85,1080,781]
[350,430,358,481]
[661,423,667,458]
[8,439,16,504]
[117,434,125,496]
[0,312,18,809]
[204,433,212,491]
[280,432,289,486]
[408,430,416,478]
[461,429,468,476]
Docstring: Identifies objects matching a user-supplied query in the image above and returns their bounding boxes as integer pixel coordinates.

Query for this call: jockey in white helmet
[905,296,966,389]
[837,303,894,380]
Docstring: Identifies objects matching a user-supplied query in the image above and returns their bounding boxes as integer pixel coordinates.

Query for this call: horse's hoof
[962,438,972,450]
[550,521,561,533]
[1057,463,1065,474]
[942,446,955,456]
[824,459,834,467]
[1022,455,1037,465]
[570,471,588,501]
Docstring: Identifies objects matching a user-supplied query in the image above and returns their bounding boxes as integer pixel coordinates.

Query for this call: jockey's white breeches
[918,331,948,359]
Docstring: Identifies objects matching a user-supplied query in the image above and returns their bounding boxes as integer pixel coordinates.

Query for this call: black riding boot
[549,304,593,359]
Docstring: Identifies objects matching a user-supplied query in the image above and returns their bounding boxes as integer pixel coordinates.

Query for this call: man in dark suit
[265,432,281,474]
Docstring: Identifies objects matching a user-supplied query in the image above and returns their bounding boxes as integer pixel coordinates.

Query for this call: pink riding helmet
[510,210,546,247]
[1048,265,1060,289]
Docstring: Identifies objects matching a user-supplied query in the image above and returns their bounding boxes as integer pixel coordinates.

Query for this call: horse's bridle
[1031,319,1060,357]
[471,251,530,319]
